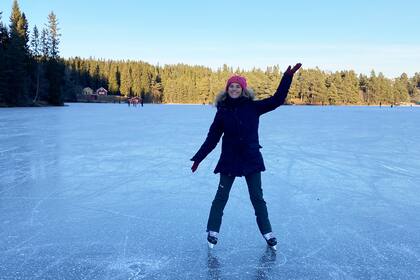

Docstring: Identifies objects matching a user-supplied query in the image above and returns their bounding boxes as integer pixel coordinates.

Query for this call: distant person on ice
[190,63,302,250]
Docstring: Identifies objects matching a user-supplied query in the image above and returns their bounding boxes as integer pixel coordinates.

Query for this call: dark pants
[206,172,272,235]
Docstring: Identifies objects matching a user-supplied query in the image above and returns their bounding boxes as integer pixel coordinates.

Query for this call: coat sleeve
[190,109,224,163]
[253,73,293,115]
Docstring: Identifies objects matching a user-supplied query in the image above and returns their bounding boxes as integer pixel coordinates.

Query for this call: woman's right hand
[191,161,200,172]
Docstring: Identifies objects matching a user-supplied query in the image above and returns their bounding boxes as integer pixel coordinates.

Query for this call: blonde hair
[214,88,255,107]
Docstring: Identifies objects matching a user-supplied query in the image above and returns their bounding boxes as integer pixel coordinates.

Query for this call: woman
[191,63,302,249]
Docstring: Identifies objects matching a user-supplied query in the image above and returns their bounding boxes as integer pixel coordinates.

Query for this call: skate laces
[209,231,218,237]
[263,232,275,240]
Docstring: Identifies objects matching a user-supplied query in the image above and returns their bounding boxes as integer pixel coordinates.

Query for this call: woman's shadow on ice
[207,246,277,280]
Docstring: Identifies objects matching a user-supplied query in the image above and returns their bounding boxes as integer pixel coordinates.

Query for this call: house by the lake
[83,87,93,95]
[96,87,108,95]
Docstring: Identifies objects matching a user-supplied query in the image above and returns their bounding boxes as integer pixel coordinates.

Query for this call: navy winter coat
[190,73,293,177]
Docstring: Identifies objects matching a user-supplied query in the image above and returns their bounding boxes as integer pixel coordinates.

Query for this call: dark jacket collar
[221,95,248,108]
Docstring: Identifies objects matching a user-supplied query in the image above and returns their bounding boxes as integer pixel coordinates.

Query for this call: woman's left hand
[285,63,302,75]
[191,161,200,173]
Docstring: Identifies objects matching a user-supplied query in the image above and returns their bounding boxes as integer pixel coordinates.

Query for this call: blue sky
[1,0,419,77]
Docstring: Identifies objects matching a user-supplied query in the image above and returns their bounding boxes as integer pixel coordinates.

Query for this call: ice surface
[1,103,420,279]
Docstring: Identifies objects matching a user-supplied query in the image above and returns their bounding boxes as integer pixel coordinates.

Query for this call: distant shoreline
[2,101,419,108]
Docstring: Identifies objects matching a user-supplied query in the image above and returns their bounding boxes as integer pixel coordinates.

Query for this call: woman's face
[227,83,242,99]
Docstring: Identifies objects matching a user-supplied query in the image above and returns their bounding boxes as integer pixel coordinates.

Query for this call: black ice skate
[263,232,277,250]
[207,231,218,248]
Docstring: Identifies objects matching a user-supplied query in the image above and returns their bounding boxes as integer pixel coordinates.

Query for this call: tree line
[1,0,419,107]
[0,0,64,107]
[64,58,420,105]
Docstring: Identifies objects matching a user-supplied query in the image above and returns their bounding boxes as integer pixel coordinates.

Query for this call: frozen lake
[1,103,420,279]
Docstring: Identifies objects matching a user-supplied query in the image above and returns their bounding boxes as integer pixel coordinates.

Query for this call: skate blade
[208,242,214,249]
[269,245,277,251]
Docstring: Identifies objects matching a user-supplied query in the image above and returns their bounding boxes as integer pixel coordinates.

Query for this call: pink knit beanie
[225,75,247,92]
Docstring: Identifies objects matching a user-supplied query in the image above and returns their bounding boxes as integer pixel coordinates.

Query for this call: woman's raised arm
[254,63,302,115]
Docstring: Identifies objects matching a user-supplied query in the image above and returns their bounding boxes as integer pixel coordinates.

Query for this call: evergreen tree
[393,75,409,104]
[40,27,49,59]
[368,70,380,104]
[341,71,361,104]
[20,12,29,54]
[0,12,9,104]
[30,25,40,57]
[150,73,163,103]
[45,11,63,105]
[30,25,42,102]
[359,73,369,104]
[92,63,101,90]
[377,72,393,104]
[325,76,339,104]
[132,63,142,97]
[47,12,60,59]
[6,0,29,105]
[107,63,120,94]
[120,64,133,96]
